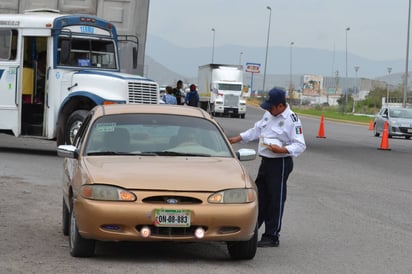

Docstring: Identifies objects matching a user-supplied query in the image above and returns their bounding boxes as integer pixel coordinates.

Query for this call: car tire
[69,200,95,257]
[373,124,380,137]
[240,114,245,119]
[62,198,69,236]
[226,224,257,260]
[65,110,88,145]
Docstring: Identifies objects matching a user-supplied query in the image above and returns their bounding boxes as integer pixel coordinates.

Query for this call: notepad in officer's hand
[261,137,283,147]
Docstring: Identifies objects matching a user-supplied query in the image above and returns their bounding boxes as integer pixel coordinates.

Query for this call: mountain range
[144,34,408,89]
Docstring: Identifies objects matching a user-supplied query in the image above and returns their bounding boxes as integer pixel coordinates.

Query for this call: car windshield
[84,114,233,157]
[390,108,412,119]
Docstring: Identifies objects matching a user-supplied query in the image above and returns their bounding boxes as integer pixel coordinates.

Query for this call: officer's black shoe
[257,235,279,247]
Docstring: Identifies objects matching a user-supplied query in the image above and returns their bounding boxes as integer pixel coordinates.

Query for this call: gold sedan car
[58,104,258,260]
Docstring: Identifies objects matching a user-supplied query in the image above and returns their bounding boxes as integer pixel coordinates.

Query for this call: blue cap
[260,87,286,111]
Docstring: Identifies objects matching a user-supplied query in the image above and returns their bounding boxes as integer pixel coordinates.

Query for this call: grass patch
[292,107,372,124]
[246,98,373,124]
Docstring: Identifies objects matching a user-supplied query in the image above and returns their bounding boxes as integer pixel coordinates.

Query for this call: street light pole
[345,27,350,110]
[262,6,272,93]
[403,0,411,108]
[289,41,294,93]
[211,28,215,64]
[239,51,243,66]
[386,67,392,106]
[352,66,359,113]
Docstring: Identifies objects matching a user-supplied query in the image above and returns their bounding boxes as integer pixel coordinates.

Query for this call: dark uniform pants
[256,156,293,239]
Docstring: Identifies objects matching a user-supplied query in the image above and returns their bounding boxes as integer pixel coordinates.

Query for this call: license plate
[154,209,191,227]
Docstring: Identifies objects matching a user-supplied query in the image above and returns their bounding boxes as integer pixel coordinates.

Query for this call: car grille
[128,81,158,104]
[142,196,202,204]
[399,126,412,134]
[224,94,240,107]
[136,225,208,237]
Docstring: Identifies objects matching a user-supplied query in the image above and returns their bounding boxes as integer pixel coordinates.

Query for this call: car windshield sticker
[96,123,116,132]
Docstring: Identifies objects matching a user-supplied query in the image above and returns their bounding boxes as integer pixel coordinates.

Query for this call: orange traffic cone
[316,114,326,138]
[378,121,391,150]
[368,119,374,131]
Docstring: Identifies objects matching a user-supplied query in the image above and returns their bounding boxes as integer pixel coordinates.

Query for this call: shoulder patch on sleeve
[295,126,303,134]
[290,113,299,122]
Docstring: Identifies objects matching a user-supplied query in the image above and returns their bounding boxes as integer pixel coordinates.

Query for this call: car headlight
[208,188,256,204]
[80,184,136,201]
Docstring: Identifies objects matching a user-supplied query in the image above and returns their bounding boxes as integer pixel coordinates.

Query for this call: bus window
[0,29,17,60]
[60,39,71,64]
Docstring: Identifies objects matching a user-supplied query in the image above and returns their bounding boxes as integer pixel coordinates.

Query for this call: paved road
[0,106,411,273]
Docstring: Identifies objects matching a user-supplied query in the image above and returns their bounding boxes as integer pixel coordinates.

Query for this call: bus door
[20,36,48,137]
[0,29,20,136]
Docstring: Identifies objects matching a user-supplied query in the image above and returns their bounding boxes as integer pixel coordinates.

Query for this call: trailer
[197,64,246,118]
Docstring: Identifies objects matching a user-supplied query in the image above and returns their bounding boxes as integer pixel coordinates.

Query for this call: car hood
[81,156,251,191]
[390,117,412,126]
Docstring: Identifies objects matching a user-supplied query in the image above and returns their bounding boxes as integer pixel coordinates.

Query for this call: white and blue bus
[0,9,159,145]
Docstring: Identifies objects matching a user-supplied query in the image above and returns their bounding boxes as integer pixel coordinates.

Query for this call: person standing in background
[185,84,199,107]
[173,80,184,105]
[228,87,306,248]
[164,86,177,104]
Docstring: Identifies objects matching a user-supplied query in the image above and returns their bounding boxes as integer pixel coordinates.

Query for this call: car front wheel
[226,225,257,260]
[69,200,95,257]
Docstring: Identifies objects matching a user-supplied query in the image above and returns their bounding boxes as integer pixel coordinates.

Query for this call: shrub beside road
[246,98,372,125]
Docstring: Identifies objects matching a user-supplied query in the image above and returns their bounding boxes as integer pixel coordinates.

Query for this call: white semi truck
[198,64,246,118]
[0,9,159,145]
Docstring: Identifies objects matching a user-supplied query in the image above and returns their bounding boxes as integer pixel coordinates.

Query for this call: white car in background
[374,107,412,139]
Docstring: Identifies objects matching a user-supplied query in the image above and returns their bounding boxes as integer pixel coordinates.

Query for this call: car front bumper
[74,191,258,242]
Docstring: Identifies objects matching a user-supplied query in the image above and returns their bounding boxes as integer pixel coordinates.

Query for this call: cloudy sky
[148,0,410,61]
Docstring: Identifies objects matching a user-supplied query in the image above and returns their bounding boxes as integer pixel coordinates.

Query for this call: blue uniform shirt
[164,93,177,104]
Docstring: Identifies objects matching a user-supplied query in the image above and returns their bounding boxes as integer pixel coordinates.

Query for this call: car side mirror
[57,145,79,159]
[236,148,256,161]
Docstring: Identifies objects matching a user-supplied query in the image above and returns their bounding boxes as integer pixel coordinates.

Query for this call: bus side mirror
[60,40,71,64]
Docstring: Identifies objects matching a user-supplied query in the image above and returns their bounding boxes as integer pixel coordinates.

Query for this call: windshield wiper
[148,151,211,157]
[87,151,212,157]
[87,151,138,156]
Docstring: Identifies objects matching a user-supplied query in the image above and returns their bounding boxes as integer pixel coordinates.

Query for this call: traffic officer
[229,87,306,247]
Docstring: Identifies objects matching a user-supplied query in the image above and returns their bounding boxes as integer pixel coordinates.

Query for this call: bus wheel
[65,110,88,145]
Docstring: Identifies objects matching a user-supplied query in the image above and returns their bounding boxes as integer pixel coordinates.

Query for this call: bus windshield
[217,83,242,91]
[57,36,117,69]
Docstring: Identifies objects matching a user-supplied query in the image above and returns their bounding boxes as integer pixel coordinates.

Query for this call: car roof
[93,104,211,119]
